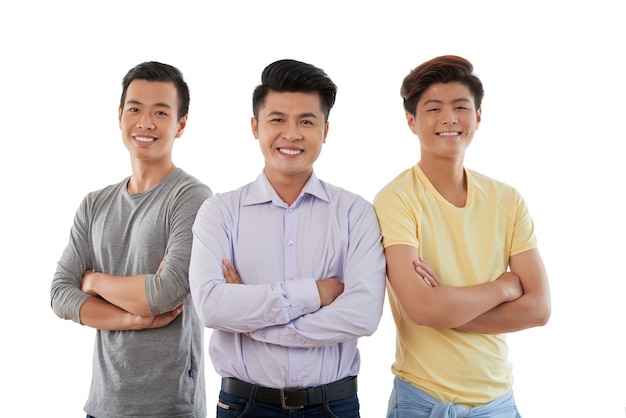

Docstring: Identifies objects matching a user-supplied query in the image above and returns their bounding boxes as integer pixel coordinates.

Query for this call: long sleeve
[189,194,322,333]
[188,172,386,387]
[50,196,94,323]
[250,198,386,348]
[144,180,212,315]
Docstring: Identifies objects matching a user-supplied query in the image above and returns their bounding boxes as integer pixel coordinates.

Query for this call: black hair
[252,59,337,121]
[120,61,190,120]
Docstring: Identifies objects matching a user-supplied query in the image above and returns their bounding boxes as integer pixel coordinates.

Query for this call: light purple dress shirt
[189,171,386,389]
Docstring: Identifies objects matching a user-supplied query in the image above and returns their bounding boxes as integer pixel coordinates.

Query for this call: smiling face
[406,81,481,162]
[251,90,329,187]
[118,79,186,168]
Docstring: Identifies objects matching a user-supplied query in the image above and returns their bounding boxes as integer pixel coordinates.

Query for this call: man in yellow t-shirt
[373,55,551,417]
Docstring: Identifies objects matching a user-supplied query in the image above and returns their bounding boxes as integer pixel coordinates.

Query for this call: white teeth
[438,132,460,137]
[279,148,302,155]
[135,136,155,142]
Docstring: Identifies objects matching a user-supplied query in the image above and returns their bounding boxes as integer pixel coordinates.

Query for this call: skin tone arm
[221,259,344,307]
[80,256,182,329]
[78,297,183,331]
[385,244,523,329]
[81,271,149,316]
[413,248,551,333]
[449,248,550,333]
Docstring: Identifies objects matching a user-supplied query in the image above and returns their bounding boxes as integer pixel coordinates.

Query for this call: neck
[265,170,312,206]
[418,157,466,207]
[127,160,176,194]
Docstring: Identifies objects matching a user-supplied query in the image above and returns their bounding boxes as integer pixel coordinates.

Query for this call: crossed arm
[221,259,344,306]
[386,244,551,332]
[78,257,183,331]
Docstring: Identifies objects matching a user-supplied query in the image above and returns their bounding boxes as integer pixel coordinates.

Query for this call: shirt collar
[243,171,330,208]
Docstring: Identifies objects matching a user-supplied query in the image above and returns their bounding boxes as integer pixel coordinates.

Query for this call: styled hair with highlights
[401,55,484,115]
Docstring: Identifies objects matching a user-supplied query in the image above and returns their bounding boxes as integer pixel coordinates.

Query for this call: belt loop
[249,383,259,404]
[321,382,329,405]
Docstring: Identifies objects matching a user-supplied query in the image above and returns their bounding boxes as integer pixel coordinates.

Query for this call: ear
[175,115,188,138]
[118,107,123,127]
[476,107,482,129]
[251,117,259,139]
[405,111,418,135]
[323,122,329,143]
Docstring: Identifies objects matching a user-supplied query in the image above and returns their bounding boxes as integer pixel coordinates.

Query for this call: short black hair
[120,61,190,120]
[252,59,337,121]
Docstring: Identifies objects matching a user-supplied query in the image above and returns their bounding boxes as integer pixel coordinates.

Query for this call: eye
[128,107,139,113]
[155,111,168,116]
[455,106,469,111]
[300,119,314,125]
[270,117,284,123]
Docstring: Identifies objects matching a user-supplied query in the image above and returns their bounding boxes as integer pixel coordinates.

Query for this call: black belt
[221,376,358,410]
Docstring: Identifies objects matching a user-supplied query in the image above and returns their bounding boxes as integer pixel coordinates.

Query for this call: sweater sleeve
[50,195,94,324]
[144,181,212,316]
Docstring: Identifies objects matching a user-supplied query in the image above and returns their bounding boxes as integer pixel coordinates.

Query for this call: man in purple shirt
[189,59,386,417]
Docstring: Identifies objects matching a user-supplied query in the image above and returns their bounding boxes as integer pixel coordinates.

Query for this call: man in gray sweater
[50,61,211,418]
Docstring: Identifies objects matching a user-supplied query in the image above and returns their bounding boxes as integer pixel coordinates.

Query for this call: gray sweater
[51,168,211,418]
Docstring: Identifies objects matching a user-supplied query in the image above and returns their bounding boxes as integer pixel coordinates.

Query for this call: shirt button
[288,274,294,280]
[287,240,294,246]
[288,208,293,213]
[261,333,266,339]
[269,319,276,324]
[291,377,299,383]
[303,307,309,313]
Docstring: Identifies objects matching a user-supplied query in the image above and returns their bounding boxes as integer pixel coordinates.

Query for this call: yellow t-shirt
[373,164,537,406]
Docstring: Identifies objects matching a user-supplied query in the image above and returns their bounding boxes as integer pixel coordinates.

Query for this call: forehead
[419,81,475,105]
[124,79,179,107]
[260,90,323,115]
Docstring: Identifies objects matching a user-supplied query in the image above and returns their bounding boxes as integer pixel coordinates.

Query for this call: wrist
[126,312,144,330]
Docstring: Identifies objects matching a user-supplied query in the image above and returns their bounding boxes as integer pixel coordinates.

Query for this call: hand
[81,270,98,296]
[496,271,523,302]
[414,257,441,287]
[131,303,184,330]
[316,278,344,306]
[222,259,244,284]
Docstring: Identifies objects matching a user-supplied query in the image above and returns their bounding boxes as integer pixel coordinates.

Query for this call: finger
[222,260,243,284]
[416,261,441,286]
[422,275,432,287]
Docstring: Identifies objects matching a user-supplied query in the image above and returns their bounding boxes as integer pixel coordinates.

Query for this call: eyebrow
[266,111,319,119]
[422,98,472,106]
[125,99,173,110]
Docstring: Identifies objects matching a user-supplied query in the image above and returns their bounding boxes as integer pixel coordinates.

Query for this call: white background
[1,1,625,417]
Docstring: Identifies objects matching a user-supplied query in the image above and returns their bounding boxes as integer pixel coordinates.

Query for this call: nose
[282,121,303,140]
[440,107,458,125]
[137,112,155,130]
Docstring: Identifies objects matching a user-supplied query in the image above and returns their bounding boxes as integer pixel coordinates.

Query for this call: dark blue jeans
[217,389,360,417]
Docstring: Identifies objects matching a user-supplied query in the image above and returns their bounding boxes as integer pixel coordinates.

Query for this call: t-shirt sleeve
[373,185,419,250]
[509,190,538,256]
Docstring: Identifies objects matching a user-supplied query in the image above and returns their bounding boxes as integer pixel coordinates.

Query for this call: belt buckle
[280,386,304,410]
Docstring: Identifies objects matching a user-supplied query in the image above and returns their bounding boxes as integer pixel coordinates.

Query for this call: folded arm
[455,247,551,333]
[386,244,523,329]
[247,203,387,348]
[80,270,151,316]
[78,296,183,330]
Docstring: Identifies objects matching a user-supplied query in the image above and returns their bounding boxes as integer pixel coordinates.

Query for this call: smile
[279,148,302,155]
[437,132,461,137]
[134,136,156,143]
